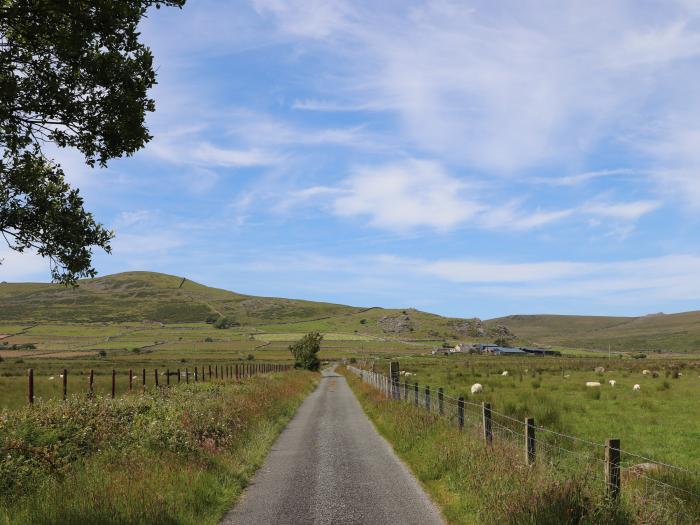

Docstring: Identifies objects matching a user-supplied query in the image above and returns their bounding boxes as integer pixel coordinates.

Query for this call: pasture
[380,355,700,471]
[0,321,429,410]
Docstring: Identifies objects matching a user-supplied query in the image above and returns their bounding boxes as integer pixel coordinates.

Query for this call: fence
[25,362,293,404]
[348,364,700,520]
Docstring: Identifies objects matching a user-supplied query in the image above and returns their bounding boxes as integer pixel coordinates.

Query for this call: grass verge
[0,371,317,525]
[343,368,651,525]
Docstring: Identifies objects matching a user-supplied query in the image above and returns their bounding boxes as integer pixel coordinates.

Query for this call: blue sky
[4,0,700,319]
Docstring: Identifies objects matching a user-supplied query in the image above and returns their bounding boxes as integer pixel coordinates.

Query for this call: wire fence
[23,362,293,404]
[348,364,700,522]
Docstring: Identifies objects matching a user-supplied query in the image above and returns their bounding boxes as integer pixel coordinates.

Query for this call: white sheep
[594,366,605,374]
[633,384,641,391]
[586,381,601,387]
[642,369,650,375]
[501,371,509,376]
[471,383,483,394]
[59,374,64,378]
[132,375,138,380]
[608,380,616,387]
[405,372,413,377]
[48,376,55,381]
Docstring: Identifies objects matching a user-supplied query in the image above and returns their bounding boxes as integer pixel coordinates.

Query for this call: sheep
[48,376,55,380]
[59,374,64,379]
[594,366,605,374]
[405,372,414,377]
[633,384,641,391]
[501,371,509,376]
[564,374,571,379]
[471,383,483,394]
[586,381,601,387]
[608,379,616,387]
[642,369,650,375]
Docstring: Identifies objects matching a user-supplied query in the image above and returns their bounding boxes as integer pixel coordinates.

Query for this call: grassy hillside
[489,312,700,353]
[0,271,361,324]
[3,271,700,353]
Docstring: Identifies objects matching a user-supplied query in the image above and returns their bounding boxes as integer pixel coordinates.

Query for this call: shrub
[98,350,107,358]
[213,316,232,329]
[204,337,213,342]
[359,319,367,325]
[289,332,322,371]
[247,354,255,361]
[131,348,140,354]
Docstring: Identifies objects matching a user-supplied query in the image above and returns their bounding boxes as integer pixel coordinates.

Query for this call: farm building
[484,346,528,356]
[520,347,561,356]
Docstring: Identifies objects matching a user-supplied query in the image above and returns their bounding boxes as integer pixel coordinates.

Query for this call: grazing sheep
[471,383,483,394]
[594,366,605,374]
[501,371,509,376]
[608,380,616,387]
[405,372,413,377]
[642,369,650,375]
[564,374,570,378]
[59,374,64,379]
[633,384,641,391]
[132,375,138,380]
[586,381,601,387]
[48,376,55,380]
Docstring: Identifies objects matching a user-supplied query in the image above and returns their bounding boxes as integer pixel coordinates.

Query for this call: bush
[98,350,107,358]
[359,319,367,325]
[289,332,322,371]
[204,337,213,342]
[247,354,255,361]
[213,316,231,329]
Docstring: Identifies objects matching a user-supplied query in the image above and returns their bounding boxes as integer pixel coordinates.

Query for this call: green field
[362,355,700,471]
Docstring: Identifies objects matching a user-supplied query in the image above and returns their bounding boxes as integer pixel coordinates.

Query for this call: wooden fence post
[89,369,94,396]
[155,368,159,387]
[167,369,170,386]
[63,368,68,401]
[482,402,492,444]
[209,365,212,381]
[438,387,444,415]
[142,368,146,391]
[605,438,621,500]
[414,382,419,406]
[425,385,431,412]
[28,368,34,405]
[111,369,116,399]
[185,368,189,384]
[129,369,133,392]
[458,396,465,430]
[525,417,536,466]
[177,368,181,384]
[194,367,198,382]
[403,381,408,401]
[215,365,218,380]
[389,361,400,399]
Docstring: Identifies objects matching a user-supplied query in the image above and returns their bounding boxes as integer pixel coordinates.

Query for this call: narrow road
[221,368,444,525]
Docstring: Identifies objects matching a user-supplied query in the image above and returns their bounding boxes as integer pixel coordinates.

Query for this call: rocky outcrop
[378,314,414,333]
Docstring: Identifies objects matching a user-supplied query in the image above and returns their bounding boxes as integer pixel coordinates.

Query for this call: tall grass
[0,372,316,524]
[344,370,637,525]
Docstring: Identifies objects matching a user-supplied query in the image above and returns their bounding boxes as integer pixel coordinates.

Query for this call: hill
[487,312,700,353]
[2,271,700,353]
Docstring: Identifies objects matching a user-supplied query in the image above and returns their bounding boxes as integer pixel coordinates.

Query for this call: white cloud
[110,233,184,256]
[332,159,482,231]
[583,200,661,221]
[0,248,49,282]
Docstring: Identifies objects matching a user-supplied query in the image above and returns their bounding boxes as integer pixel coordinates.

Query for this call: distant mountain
[1,271,699,353]
[487,312,700,354]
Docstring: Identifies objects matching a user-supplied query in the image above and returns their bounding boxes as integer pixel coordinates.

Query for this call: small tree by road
[289,332,322,371]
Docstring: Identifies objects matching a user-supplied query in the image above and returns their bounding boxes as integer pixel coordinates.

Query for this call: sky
[4,0,700,319]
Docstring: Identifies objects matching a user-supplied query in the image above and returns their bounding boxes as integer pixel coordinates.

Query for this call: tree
[289,332,322,371]
[0,0,186,285]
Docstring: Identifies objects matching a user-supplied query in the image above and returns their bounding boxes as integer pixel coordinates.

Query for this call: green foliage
[204,337,213,342]
[289,332,322,371]
[0,0,185,285]
[97,350,106,358]
[246,354,255,361]
[0,373,316,523]
[213,315,233,329]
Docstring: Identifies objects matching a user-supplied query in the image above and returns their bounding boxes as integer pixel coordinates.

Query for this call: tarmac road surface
[220,367,445,525]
